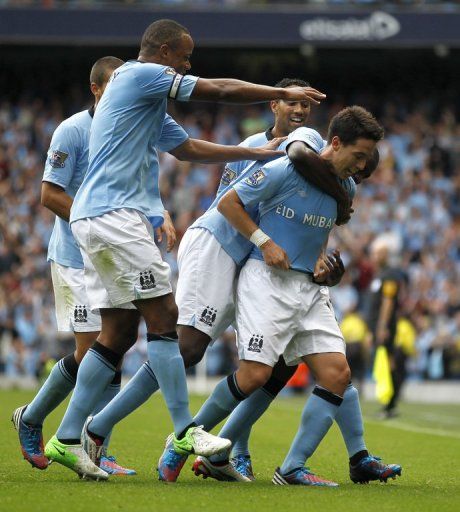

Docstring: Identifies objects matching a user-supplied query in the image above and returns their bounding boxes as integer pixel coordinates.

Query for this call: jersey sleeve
[134,63,199,101]
[233,163,287,207]
[42,122,79,189]
[157,114,189,152]
[382,279,398,299]
[285,127,325,154]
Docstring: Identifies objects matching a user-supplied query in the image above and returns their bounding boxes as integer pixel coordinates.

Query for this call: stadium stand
[0,93,459,381]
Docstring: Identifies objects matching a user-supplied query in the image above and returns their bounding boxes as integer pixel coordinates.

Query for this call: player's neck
[137,53,163,66]
[271,126,284,138]
[320,144,335,164]
[319,145,341,177]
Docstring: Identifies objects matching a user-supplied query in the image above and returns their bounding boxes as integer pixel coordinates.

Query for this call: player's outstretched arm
[191,78,325,104]
[169,137,285,164]
[41,181,73,222]
[218,189,290,270]
[287,141,352,225]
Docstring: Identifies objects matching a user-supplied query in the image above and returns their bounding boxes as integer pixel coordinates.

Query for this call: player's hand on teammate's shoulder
[336,196,354,226]
[260,239,290,270]
[313,249,345,287]
[253,137,287,160]
[155,210,177,252]
[283,86,326,105]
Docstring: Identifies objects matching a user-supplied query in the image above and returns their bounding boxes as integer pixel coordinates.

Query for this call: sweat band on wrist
[250,228,271,248]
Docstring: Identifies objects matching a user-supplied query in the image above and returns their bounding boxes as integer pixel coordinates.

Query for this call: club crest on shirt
[199,306,217,327]
[248,334,264,353]
[49,150,68,168]
[220,166,237,186]
[244,169,266,187]
[139,270,156,290]
[164,67,176,76]
[74,305,88,323]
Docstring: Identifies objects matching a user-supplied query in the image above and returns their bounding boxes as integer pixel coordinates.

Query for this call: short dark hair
[90,56,124,87]
[275,78,310,88]
[140,19,190,57]
[327,106,384,145]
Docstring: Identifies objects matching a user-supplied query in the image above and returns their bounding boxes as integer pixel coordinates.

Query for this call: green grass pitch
[1,389,459,512]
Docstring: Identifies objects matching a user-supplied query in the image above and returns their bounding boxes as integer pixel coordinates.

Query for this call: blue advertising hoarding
[0,7,458,47]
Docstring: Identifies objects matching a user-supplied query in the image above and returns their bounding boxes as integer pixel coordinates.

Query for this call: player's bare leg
[178,325,212,369]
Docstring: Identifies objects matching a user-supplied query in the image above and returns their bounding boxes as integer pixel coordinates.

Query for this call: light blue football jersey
[70,60,199,227]
[217,129,271,194]
[234,152,356,274]
[191,127,327,265]
[43,109,93,269]
[217,127,328,194]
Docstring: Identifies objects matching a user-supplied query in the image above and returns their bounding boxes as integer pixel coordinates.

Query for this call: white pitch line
[364,418,460,440]
[272,399,460,439]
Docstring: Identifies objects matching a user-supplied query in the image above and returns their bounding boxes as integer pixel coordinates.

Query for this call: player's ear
[159,43,170,58]
[270,100,278,114]
[331,136,341,151]
[90,82,99,96]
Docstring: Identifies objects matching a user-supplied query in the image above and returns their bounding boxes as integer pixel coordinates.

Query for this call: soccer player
[12,56,137,476]
[153,116,375,483]
[44,19,326,480]
[190,107,401,486]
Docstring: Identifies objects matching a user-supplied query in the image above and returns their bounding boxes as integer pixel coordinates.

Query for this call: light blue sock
[56,347,117,441]
[146,335,193,436]
[335,384,367,457]
[91,371,122,449]
[280,387,342,475]
[89,362,159,439]
[231,428,251,458]
[22,357,76,425]
[193,374,246,432]
[211,388,274,462]
[228,388,275,458]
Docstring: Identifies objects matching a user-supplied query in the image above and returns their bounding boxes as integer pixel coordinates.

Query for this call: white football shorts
[71,208,172,311]
[176,227,237,340]
[50,261,102,332]
[236,259,345,367]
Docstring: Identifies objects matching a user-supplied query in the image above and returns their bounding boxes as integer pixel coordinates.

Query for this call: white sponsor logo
[299,11,400,41]
[303,213,334,229]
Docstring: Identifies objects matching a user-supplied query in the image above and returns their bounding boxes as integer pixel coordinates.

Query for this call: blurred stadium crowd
[0,93,459,383]
[0,1,457,8]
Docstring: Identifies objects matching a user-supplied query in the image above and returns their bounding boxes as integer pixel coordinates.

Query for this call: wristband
[250,228,271,248]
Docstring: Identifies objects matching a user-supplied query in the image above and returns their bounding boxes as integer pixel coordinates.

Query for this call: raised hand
[283,86,326,105]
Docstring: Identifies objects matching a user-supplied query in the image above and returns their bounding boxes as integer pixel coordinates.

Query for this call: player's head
[139,19,193,74]
[271,78,311,136]
[326,106,384,180]
[90,56,124,104]
[370,237,392,268]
